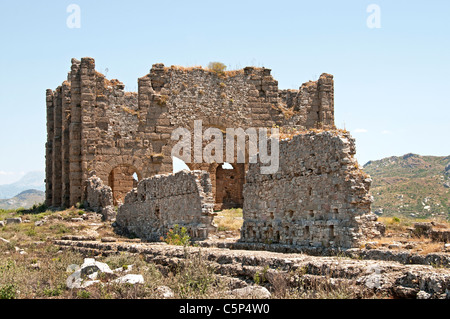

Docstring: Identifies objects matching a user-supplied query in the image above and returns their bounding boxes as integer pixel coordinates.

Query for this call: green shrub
[161,224,191,246]
[76,290,91,299]
[0,284,17,299]
[31,203,48,213]
[75,202,85,209]
[43,286,63,297]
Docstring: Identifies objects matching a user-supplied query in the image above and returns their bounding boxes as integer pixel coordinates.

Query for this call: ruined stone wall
[115,170,216,240]
[85,175,115,221]
[45,57,335,208]
[240,131,382,249]
[85,175,113,210]
[278,73,334,128]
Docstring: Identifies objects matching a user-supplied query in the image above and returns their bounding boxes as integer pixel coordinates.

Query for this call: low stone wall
[240,131,383,249]
[116,170,216,240]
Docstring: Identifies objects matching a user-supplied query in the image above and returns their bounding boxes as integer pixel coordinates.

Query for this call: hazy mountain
[363,154,450,219]
[0,171,45,200]
[0,189,45,210]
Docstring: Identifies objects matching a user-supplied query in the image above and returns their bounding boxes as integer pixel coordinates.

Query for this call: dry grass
[156,95,169,106]
[167,65,244,78]
[1,206,448,299]
[121,106,139,116]
[213,208,243,234]
[0,208,236,299]
[371,216,449,254]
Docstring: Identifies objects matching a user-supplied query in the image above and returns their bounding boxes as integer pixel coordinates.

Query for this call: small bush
[76,290,91,299]
[161,224,191,246]
[75,202,85,209]
[31,203,48,214]
[208,62,227,75]
[43,286,63,297]
[0,284,17,299]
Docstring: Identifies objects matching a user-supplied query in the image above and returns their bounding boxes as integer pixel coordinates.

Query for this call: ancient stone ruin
[45,57,333,209]
[241,131,383,249]
[45,57,380,249]
[116,170,216,240]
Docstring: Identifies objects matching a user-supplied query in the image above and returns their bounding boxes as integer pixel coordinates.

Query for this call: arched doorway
[108,164,142,206]
[215,163,245,210]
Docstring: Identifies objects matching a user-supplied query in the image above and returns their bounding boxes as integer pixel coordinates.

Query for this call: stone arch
[108,163,142,206]
[91,156,145,206]
[92,155,147,181]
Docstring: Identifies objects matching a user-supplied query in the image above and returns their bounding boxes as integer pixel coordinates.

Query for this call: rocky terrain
[0,207,449,299]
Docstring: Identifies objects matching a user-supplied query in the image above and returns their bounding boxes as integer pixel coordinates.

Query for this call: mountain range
[0,189,45,210]
[0,171,45,200]
[363,153,450,219]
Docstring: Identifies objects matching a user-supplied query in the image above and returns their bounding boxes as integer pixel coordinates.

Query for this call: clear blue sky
[0,0,449,184]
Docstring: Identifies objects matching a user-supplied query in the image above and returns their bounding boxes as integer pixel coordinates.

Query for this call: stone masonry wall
[45,58,335,209]
[240,131,383,249]
[85,175,115,221]
[115,170,216,241]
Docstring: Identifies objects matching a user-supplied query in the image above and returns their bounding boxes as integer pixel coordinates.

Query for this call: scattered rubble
[56,239,450,299]
[65,258,144,289]
[6,217,22,225]
[229,286,271,299]
[156,285,174,299]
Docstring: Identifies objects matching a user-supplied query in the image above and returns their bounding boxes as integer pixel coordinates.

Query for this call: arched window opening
[108,164,142,206]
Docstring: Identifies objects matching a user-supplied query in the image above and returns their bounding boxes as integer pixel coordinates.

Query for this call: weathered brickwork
[115,170,216,240]
[45,57,334,208]
[240,131,383,249]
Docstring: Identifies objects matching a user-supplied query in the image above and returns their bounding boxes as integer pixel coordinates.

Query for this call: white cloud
[381,130,391,134]
[354,128,368,133]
